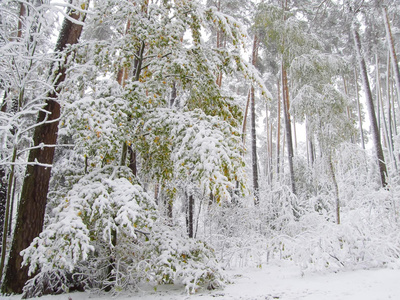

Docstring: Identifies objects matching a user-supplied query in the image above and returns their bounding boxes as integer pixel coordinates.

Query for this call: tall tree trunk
[355,68,365,149]
[276,79,281,178]
[265,105,273,186]
[250,35,259,206]
[353,28,387,187]
[0,0,35,266]
[383,7,400,114]
[251,85,259,206]
[1,5,87,294]
[281,61,296,195]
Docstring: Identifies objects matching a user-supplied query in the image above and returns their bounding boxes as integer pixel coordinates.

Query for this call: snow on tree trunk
[353,28,387,188]
[1,5,87,294]
[327,154,340,225]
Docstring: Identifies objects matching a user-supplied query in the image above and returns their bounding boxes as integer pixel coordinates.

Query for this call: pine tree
[1,2,88,293]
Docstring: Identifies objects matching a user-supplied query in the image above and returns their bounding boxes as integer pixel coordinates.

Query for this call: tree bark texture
[353,28,387,187]
[281,63,296,195]
[250,35,259,206]
[186,194,194,238]
[1,6,87,294]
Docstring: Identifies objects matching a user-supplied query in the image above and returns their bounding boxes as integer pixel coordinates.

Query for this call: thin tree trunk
[353,28,387,187]
[1,4,88,293]
[327,154,340,225]
[343,76,355,143]
[8,176,17,236]
[0,169,6,253]
[0,148,17,279]
[251,84,259,206]
[276,79,281,179]
[385,53,397,170]
[376,55,390,152]
[383,7,400,114]
[242,89,251,145]
[282,60,296,195]
[250,35,259,206]
[0,0,37,266]
[186,193,194,238]
[355,68,365,149]
[265,105,273,185]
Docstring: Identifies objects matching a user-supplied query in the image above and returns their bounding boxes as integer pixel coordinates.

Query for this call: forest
[0,0,399,298]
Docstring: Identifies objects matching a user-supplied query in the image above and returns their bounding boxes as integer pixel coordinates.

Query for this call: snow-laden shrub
[200,201,271,269]
[22,166,225,296]
[268,204,400,273]
[139,223,226,293]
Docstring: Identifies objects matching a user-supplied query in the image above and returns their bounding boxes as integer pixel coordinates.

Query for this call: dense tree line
[0,0,399,296]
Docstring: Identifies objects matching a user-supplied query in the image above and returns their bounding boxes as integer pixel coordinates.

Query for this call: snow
[2,262,399,300]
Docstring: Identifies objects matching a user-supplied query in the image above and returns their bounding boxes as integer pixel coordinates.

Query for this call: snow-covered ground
[1,261,399,300]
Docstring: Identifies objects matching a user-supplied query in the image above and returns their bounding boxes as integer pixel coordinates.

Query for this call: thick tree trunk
[353,29,387,187]
[1,6,87,294]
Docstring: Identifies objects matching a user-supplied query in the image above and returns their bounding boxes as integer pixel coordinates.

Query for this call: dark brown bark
[353,29,387,187]
[128,146,137,176]
[186,194,194,238]
[1,6,87,294]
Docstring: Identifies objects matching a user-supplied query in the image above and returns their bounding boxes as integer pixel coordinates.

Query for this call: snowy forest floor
[1,261,399,300]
